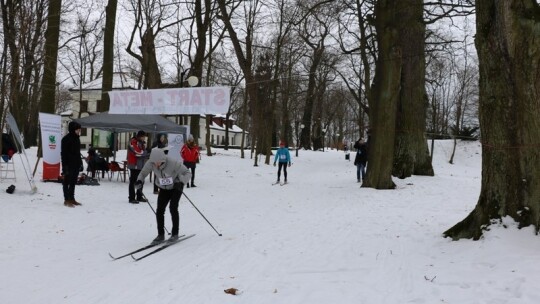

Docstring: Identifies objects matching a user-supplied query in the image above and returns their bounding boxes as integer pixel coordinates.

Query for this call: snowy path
[2,142,540,303]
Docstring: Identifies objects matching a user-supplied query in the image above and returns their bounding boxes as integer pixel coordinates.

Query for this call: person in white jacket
[136,148,192,244]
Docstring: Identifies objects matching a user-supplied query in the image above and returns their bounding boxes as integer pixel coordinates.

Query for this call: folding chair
[108,161,126,182]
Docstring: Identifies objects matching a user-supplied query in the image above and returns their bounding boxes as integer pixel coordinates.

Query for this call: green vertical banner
[38,113,62,181]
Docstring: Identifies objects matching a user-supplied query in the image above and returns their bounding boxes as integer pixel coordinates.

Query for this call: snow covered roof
[209,121,245,133]
[70,72,140,91]
[213,113,235,121]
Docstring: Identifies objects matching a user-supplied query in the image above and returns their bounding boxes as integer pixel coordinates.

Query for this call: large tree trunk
[141,29,162,89]
[39,0,62,114]
[189,0,212,148]
[100,0,117,112]
[363,0,401,189]
[392,0,434,178]
[216,0,260,165]
[444,0,540,240]
[300,48,324,150]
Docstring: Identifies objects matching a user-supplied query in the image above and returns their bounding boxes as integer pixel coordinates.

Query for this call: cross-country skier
[135,148,191,244]
[273,141,291,184]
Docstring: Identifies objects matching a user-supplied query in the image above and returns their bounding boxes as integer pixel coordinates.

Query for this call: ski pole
[141,192,171,235]
[183,193,222,236]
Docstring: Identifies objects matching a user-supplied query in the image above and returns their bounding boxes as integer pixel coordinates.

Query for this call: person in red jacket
[180,134,199,188]
[127,130,148,203]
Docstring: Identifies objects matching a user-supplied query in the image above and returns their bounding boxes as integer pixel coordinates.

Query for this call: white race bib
[280,155,286,160]
[159,177,173,186]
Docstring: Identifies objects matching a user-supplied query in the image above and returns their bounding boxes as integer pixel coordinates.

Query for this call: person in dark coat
[353,137,368,183]
[61,121,83,207]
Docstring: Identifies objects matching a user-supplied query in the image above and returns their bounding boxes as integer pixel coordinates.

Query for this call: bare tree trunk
[205,114,213,154]
[0,43,7,131]
[240,91,248,159]
[363,0,401,189]
[2,0,46,147]
[39,0,62,114]
[253,54,274,163]
[444,0,540,240]
[300,48,324,150]
[141,29,161,89]
[392,0,434,178]
[100,0,117,112]
[217,0,262,166]
[189,0,213,148]
[448,137,457,165]
[125,0,171,90]
[224,112,230,150]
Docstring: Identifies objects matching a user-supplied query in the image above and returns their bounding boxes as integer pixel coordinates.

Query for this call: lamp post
[336,133,340,150]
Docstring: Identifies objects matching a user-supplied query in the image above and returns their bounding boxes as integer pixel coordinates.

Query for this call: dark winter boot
[64,200,75,208]
[151,234,165,245]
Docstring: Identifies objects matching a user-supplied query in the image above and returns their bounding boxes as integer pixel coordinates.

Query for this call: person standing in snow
[127,130,148,204]
[61,121,83,207]
[180,134,199,188]
[353,137,368,183]
[273,141,291,184]
[135,148,191,244]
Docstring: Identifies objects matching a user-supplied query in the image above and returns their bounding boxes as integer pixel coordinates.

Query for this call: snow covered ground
[1,140,540,304]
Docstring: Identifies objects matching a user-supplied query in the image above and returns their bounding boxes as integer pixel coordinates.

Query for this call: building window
[211,134,214,144]
[81,128,87,136]
[80,100,88,113]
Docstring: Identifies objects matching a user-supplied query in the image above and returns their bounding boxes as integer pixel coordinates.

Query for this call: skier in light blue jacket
[273,141,291,184]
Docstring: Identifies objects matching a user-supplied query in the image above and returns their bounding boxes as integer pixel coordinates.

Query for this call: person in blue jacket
[273,141,291,183]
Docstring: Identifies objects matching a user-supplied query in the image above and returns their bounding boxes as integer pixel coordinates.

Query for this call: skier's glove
[135,180,143,190]
[273,162,276,167]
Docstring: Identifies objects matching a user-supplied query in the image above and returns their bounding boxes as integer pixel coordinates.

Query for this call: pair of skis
[109,234,195,261]
[272,181,288,186]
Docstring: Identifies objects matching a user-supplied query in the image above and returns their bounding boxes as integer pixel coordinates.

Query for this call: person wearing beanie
[135,147,192,244]
[273,141,291,184]
[151,133,169,194]
[127,130,148,203]
[61,121,83,207]
[180,134,199,188]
